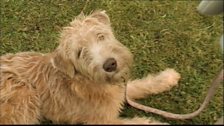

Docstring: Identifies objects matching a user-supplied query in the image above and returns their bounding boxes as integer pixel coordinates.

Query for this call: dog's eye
[97,33,105,41]
[77,48,83,58]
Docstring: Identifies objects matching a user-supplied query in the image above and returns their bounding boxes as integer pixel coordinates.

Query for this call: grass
[1,0,223,125]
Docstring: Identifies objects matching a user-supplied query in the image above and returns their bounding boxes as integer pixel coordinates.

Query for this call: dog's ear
[90,10,110,25]
[53,51,75,78]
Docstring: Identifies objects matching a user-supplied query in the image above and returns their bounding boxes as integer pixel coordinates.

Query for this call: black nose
[103,58,117,72]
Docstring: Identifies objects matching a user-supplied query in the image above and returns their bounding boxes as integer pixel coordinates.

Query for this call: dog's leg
[127,68,180,100]
[0,77,40,124]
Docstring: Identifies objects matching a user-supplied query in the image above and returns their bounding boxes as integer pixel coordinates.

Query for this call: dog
[0,10,180,124]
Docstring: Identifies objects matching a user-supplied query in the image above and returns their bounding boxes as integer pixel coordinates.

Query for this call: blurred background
[1,0,223,124]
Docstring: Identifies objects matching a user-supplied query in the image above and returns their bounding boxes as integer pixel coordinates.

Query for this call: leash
[125,68,223,120]
[79,2,223,120]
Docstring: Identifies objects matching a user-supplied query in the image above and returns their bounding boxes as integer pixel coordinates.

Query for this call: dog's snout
[103,58,117,72]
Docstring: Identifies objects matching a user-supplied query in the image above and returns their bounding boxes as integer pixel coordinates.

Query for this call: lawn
[1,0,223,125]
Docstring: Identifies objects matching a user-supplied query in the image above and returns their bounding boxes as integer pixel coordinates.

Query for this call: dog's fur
[0,10,180,124]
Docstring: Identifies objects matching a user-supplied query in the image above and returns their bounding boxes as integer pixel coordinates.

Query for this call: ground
[0,0,223,125]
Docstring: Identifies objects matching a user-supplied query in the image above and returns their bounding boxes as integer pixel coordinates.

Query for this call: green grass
[1,0,223,125]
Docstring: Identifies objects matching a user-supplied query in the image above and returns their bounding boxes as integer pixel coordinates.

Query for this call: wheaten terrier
[0,10,180,124]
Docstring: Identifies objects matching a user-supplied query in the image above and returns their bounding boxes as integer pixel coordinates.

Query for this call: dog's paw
[156,68,181,87]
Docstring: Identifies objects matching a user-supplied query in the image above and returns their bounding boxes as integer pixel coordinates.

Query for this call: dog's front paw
[157,68,181,87]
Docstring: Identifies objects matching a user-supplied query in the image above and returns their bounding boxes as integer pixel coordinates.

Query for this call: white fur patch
[90,43,104,65]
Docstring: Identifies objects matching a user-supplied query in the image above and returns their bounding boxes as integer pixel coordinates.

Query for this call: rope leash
[125,68,223,120]
[79,2,223,120]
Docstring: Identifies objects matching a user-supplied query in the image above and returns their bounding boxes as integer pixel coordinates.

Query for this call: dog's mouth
[104,68,129,85]
[120,76,127,83]
[105,75,127,85]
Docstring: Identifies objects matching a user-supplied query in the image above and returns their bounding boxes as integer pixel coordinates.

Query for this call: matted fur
[0,10,180,124]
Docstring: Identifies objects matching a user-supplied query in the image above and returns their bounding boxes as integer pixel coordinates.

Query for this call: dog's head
[53,10,133,84]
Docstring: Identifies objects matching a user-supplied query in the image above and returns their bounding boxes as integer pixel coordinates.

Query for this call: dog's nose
[103,58,117,72]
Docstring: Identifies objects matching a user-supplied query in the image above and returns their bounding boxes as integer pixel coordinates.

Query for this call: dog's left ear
[53,50,75,78]
[91,10,110,25]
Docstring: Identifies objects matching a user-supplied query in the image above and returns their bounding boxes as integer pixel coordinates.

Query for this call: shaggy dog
[0,10,180,124]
